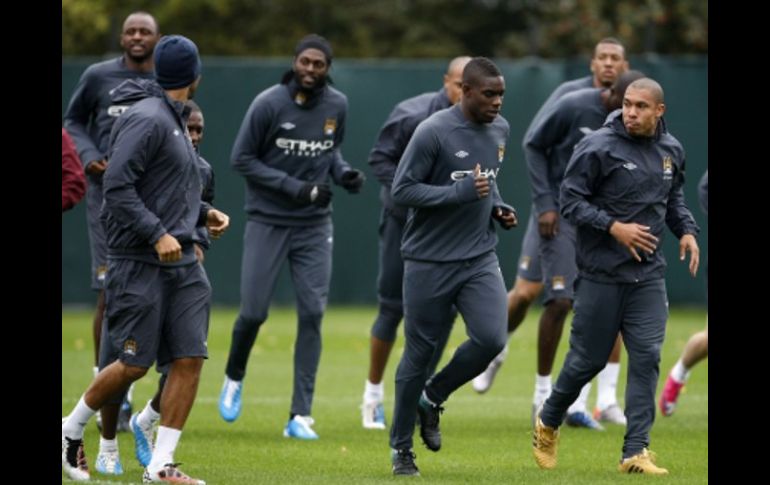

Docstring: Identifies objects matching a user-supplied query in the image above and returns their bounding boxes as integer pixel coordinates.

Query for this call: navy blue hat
[294,34,333,63]
[154,35,201,89]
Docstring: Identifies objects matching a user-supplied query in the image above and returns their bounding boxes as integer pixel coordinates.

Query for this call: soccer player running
[361,56,471,430]
[389,57,517,476]
[473,37,631,429]
[532,77,699,475]
[219,34,366,440]
[63,11,160,474]
[495,69,646,432]
[61,35,229,484]
[129,100,220,469]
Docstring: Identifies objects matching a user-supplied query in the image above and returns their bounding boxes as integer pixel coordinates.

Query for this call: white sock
[127,382,135,403]
[147,426,182,473]
[99,437,118,453]
[670,359,690,383]
[364,380,384,403]
[63,396,96,440]
[494,343,510,364]
[568,382,591,414]
[93,366,99,378]
[596,363,621,411]
[533,374,552,406]
[138,399,161,428]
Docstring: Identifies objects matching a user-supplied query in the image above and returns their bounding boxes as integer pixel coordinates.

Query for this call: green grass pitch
[62,305,708,483]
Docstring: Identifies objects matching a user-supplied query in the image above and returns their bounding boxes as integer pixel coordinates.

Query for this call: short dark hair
[123,11,159,34]
[462,57,502,86]
[593,37,625,57]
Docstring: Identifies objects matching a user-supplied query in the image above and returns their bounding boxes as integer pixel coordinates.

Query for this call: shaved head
[123,11,158,34]
[628,78,664,104]
[444,56,472,104]
[447,56,472,76]
[623,77,666,137]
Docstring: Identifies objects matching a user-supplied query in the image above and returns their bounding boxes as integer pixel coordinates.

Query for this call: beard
[293,71,327,92]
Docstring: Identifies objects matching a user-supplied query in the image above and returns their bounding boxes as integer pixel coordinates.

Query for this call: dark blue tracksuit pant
[371,206,455,376]
[390,251,508,451]
[540,278,668,459]
[226,220,332,417]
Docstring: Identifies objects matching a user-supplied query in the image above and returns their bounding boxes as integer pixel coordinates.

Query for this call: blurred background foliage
[62,0,707,58]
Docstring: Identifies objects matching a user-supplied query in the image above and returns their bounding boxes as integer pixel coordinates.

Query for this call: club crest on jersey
[123,339,137,356]
[324,118,337,136]
[662,156,673,180]
[552,276,566,291]
[498,144,505,162]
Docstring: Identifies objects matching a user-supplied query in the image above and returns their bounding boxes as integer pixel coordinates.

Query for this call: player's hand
[194,243,205,263]
[609,221,658,262]
[493,204,518,229]
[298,183,333,207]
[86,159,108,175]
[154,233,182,262]
[341,169,365,193]
[538,210,559,239]
[474,163,490,198]
[206,209,230,239]
[679,233,699,277]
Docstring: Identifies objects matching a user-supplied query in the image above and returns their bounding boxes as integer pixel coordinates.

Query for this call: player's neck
[124,55,154,74]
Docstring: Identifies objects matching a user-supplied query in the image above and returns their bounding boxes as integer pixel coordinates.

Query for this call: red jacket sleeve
[62,128,87,211]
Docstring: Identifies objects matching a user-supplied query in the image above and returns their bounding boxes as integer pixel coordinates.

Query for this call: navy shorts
[104,259,211,368]
[517,210,542,282]
[539,218,578,303]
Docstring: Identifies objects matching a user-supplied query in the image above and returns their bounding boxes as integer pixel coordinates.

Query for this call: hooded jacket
[560,110,699,283]
[101,79,210,265]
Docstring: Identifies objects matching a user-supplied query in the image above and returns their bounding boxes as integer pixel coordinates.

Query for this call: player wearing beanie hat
[294,33,333,64]
[154,35,202,90]
[220,33,365,440]
[62,30,229,485]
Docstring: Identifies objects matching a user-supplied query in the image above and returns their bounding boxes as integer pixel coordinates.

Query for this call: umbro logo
[280,122,296,130]
[623,162,637,170]
[173,129,181,136]
[455,150,469,158]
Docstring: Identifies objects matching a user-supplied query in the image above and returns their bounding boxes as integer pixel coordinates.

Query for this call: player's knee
[120,363,149,382]
[371,319,399,342]
[371,303,402,341]
[545,297,572,320]
[513,278,542,303]
[236,313,267,332]
[478,333,507,358]
[298,312,323,334]
[569,353,607,377]
[379,299,404,321]
[170,357,204,378]
[629,346,662,369]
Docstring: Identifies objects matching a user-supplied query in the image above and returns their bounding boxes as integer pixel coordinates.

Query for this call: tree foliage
[62,0,707,57]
